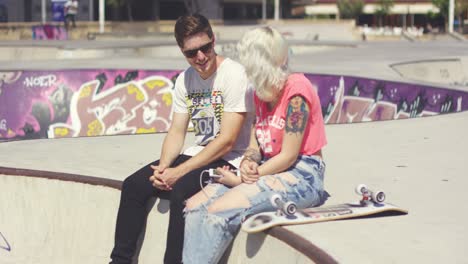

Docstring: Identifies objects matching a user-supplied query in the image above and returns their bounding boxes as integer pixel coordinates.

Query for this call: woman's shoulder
[286,73,314,93]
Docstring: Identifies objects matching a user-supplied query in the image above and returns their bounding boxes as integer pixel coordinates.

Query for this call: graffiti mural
[305,74,468,124]
[32,25,68,40]
[0,69,178,140]
[1,70,467,141]
[48,76,174,138]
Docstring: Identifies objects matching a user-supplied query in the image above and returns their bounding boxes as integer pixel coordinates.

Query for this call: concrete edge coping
[0,165,339,264]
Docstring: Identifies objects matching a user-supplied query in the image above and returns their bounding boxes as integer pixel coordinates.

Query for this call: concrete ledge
[0,166,336,264]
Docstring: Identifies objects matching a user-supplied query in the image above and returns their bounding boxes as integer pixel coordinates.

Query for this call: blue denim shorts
[254,155,327,209]
[199,155,327,220]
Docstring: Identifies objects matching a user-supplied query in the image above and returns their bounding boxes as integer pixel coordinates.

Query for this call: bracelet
[241,156,259,164]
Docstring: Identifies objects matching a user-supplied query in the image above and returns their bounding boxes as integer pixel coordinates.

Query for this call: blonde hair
[237,27,289,102]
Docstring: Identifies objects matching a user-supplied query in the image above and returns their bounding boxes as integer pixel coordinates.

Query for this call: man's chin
[197,63,213,75]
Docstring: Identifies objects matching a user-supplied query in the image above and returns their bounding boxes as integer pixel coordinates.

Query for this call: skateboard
[241,184,408,234]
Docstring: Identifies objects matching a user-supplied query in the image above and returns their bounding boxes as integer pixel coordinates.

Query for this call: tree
[184,0,222,19]
[431,0,468,32]
[107,0,135,21]
[337,0,364,22]
[374,0,394,27]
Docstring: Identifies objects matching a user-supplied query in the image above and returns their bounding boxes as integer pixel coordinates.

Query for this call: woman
[182,26,328,264]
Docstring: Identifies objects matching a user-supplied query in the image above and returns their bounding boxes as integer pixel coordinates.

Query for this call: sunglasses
[183,40,214,58]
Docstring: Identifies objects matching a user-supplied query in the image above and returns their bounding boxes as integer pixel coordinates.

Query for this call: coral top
[254,73,327,158]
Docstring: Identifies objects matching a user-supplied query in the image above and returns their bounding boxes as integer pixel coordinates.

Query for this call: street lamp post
[449,0,454,33]
[262,0,266,20]
[41,0,46,24]
[99,0,105,33]
[274,0,280,21]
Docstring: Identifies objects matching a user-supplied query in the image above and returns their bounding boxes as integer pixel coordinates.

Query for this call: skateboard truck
[355,184,386,205]
[270,194,297,217]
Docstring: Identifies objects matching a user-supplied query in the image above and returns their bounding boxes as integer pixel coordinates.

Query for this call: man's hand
[149,164,171,191]
[215,166,242,187]
[159,166,187,188]
[240,159,260,184]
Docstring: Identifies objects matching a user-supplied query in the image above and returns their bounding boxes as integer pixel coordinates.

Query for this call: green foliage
[337,0,364,19]
[431,0,449,18]
[430,0,468,20]
[374,0,394,16]
[107,0,126,8]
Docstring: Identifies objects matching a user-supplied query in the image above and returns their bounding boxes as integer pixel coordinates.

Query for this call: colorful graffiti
[0,70,178,140]
[32,25,68,40]
[307,74,468,124]
[0,69,467,141]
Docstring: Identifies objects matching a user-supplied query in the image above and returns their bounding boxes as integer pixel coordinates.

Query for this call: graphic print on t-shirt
[255,113,286,156]
[186,89,224,145]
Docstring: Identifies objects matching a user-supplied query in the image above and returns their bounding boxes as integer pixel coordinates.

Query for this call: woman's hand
[240,159,260,184]
[214,166,242,187]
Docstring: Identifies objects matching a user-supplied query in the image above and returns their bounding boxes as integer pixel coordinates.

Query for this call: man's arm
[159,112,190,168]
[149,112,189,190]
[157,111,247,187]
[176,111,247,174]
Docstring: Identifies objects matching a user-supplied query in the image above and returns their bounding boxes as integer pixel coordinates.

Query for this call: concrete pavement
[1,28,468,263]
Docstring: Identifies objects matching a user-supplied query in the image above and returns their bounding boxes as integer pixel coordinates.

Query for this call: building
[0,0,269,23]
[293,0,440,28]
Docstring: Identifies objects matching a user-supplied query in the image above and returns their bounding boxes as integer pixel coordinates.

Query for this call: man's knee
[121,173,150,195]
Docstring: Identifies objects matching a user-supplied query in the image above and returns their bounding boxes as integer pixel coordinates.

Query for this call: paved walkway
[1,32,468,263]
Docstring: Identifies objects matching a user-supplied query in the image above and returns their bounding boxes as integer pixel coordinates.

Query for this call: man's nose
[196,50,206,60]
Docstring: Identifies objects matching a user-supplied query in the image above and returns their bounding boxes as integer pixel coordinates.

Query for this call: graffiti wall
[32,24,68,40]
[1,69,467,141]
[0,70,178,140]
[308,74,468,124]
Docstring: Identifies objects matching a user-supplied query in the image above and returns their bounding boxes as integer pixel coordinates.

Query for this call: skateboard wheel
[355,184,368,195]
[283,201,297,216]
[372,191,386,203]
[270,194,282,208]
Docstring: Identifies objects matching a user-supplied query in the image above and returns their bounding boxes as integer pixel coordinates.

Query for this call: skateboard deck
[241,184,408,234]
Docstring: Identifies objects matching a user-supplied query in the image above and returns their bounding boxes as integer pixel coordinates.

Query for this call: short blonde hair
[237,27,289,102]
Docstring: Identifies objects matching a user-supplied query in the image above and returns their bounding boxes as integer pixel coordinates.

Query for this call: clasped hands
[149,159,260,191]
[149,164,182,191]
[215,159,260,186]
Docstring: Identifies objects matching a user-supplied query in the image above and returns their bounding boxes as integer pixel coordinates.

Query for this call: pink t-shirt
[254,73,327,158]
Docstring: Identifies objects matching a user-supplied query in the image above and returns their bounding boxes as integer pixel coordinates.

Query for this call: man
[109,14,253,264]
[64,0,78,30]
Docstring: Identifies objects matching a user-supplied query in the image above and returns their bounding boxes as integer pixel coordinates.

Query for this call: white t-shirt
[65,1,78,15]
[173,58,254,167]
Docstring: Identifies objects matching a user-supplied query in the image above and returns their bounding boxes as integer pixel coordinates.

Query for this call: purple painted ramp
[1,69,467,141]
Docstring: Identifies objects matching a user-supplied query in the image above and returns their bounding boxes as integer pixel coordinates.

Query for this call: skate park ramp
[0,167,328,264]
[2,32,468,263]
[2,109,468,264]
[391,58,468,86]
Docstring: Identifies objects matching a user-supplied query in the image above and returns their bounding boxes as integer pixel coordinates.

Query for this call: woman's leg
[163,159,235,264]
[183,161,326,264]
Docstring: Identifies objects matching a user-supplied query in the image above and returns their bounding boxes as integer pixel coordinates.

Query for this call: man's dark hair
[174,14,214,48]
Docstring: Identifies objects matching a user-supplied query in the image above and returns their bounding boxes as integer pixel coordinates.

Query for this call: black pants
[110,154,235,264]
[64,14,76,30]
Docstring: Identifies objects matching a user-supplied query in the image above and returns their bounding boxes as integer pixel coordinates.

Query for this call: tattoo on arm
[243,148,262,163]
[285,95,309,134]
